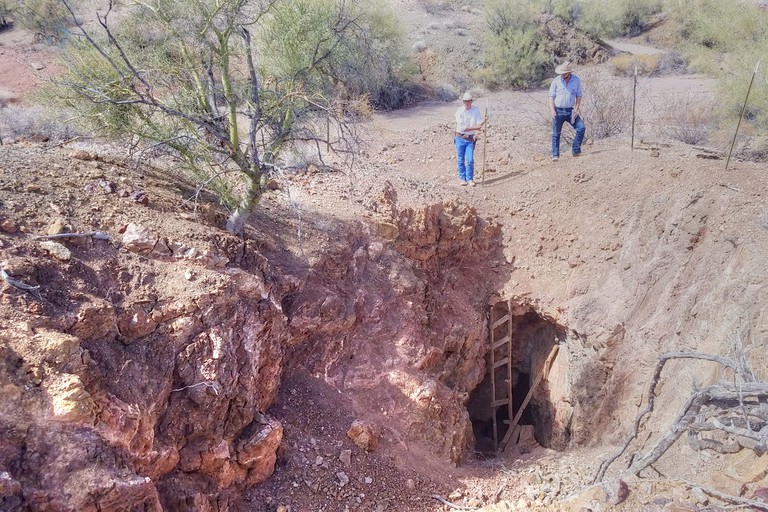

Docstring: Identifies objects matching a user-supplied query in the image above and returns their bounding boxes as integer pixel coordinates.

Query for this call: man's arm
[548,96,556,118]
[574,96,582,117]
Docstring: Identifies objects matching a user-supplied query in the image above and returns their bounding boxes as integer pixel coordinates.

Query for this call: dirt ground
[2,3,768,512]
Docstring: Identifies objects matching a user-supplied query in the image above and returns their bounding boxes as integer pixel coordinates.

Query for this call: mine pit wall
[282,200,510,466]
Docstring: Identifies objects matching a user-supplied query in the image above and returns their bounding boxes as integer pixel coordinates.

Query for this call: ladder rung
[491,315,510,330]
[493,357,509,368]
[491,398,510,408]
[493,335,510,349]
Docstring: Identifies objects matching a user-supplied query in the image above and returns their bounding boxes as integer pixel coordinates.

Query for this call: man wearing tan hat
[454,91,487,186]
[547,61,586,161]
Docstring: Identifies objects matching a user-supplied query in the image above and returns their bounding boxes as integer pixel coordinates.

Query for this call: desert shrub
[435,83,459,101]
[15,0,74,43]
[421,0,455,14]
[579,70,632,140]
[540,0,581,22]
[657,93,714,145]
[0,0,13,28]
[260,0,414,111]
[610,54,660,76]
[717,48,768,136]
[655,51,688,75]
[0,105,80,142]
[480,0,550,88]
[577,0,662,38]
[665,0,768,54]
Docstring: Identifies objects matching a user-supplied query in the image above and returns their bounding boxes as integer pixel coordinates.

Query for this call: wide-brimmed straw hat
[555,61,574,75]
[461,91,474,101]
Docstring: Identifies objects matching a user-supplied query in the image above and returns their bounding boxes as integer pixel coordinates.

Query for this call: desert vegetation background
[1,0,768,511]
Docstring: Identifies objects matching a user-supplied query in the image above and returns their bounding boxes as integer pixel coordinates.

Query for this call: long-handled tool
[482,102,488,186]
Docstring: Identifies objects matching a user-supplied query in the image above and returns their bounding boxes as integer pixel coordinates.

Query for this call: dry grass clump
[656,93,714,145]
[610,54,659,76]
[0,105,80,143]
[580,70,632,140]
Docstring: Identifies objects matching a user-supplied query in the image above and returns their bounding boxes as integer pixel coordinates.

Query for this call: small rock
[122,223,158,253]
[336,471,349,487]
[69,150,94,161]
[0,219,18,233]
[25,184,42,193]
[614,479,629,505]
[347,420,381,452]
[339,449,352,467]
[40,241,72,261]
[691,487,708,504]
[47,219,67,235]
[131,190,149,205]
[98,179,117,194]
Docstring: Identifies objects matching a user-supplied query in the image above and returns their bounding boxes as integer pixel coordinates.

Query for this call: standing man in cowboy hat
[547,61,586,161]
[454,91,487,186]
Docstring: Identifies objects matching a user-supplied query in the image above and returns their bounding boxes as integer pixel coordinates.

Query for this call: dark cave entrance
[467,299,568,457]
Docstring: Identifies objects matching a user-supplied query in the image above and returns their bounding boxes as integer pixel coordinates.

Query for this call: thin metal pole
[631,66,637,150]
[726,60,760,170]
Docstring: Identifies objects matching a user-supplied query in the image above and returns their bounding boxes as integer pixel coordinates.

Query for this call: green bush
[479,27,550,88]
[577,0,662,38]
[665,0,768,53]
[480,0,550,88]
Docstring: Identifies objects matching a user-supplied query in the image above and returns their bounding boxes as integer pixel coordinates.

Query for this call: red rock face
[284,200,506,465]
[0,225,291,509]
[0,135,508,509]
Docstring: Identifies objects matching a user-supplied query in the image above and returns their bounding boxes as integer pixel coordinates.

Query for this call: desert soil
[2,4,768,512]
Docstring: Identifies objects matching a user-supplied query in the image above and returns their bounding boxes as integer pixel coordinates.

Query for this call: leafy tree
[50,0,407,234]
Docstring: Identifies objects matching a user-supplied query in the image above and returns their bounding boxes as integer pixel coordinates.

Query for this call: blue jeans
[455,136,475,181]
[552,108,586,157]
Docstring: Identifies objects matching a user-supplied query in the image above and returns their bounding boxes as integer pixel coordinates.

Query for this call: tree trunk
[226,176,263,236]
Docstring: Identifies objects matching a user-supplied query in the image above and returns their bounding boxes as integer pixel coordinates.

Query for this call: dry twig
[431,495,477,511]
[0,269,43,301]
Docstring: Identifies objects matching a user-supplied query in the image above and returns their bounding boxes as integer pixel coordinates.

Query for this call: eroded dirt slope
[2,2,768,512]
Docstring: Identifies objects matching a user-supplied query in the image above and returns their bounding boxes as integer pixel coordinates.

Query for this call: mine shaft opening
[467,300,569,457]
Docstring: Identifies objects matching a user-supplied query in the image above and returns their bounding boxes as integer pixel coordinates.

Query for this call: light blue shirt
[548,74,582,108]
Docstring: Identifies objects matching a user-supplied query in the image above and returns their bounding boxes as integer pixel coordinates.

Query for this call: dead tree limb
[627,382,768,477]
[431,495,477,511]
[661,479,768,511]
[593,351,753,483]
[0,269,42,301]
[33,232,111,241]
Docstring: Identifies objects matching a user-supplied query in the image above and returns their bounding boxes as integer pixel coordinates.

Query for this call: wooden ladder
[489,299,513,453]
